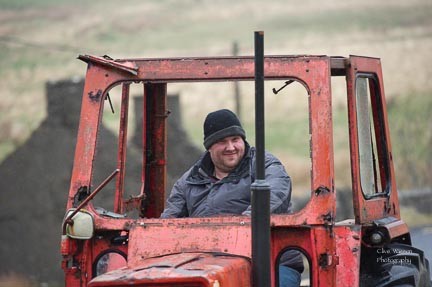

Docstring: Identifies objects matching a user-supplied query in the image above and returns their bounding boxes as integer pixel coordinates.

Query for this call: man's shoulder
[249,147,281,163]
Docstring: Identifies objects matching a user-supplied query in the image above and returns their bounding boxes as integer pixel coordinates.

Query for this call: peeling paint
[88,89,102,102]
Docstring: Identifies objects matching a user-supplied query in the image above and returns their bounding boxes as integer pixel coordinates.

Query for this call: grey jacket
[161,144,292,218]
[161,144,304,273]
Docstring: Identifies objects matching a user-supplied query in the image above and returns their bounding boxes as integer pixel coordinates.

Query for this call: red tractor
[61,33,431,286]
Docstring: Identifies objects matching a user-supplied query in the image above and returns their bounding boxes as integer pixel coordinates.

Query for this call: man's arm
[242,152,292,215]
[160,176,189,218]
[265,159,292,214]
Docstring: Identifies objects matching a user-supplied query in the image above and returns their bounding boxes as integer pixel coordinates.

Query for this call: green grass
[0,141,15,162]
[388,91,432,189]
[265,4,432,34]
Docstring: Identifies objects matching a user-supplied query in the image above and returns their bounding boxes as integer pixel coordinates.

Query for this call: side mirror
[63,209,94,240]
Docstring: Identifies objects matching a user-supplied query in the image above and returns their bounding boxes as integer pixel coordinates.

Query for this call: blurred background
[0,0,431,285]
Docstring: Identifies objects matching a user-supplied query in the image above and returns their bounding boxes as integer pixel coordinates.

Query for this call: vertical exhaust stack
[252,31,271,287]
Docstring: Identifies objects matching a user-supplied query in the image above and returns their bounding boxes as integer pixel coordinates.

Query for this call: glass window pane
[355,76,386,197]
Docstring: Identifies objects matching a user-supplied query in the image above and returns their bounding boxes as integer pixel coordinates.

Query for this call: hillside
[0,0,431,284]
[1,0,431,169]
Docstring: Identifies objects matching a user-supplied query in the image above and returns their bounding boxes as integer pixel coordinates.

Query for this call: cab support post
[251,30,271,287]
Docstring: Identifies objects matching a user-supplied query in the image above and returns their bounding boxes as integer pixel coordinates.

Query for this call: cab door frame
[346,55,400,224]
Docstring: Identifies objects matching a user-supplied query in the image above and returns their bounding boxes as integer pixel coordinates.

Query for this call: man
[161,109,303,286]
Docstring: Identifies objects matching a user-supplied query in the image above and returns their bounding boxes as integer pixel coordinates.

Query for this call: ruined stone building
[0,78,201,283]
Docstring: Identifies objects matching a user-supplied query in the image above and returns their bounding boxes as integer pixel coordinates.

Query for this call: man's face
[208,135,245,174]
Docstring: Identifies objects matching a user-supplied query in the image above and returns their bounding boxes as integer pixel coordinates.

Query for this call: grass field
[0,0,431,192]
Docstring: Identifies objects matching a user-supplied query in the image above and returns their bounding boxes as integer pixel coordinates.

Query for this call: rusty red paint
[79,55,139,76]
[335,224,361,287]
[114,83,130,214]
[142,83,167,218]
[346,56,399,224]
[88,253,251,287]
[127,218,252,266]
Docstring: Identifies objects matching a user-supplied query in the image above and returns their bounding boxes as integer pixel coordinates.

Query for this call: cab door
[346,56,400,224]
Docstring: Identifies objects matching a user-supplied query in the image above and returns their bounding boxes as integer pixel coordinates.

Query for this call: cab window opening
[355,75,390,198]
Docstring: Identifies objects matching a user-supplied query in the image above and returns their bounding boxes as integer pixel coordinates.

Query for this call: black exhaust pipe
[252,31,271,287]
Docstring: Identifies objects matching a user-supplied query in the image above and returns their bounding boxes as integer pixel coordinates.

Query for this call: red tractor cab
[61,35,431,287]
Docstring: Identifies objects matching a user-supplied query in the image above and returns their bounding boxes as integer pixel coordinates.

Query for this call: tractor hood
[88,252,251,287]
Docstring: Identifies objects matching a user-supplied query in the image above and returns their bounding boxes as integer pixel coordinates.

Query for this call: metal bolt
[370,232,383,244]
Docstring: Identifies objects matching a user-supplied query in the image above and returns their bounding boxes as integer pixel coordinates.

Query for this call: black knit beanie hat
[203,109,246,149]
